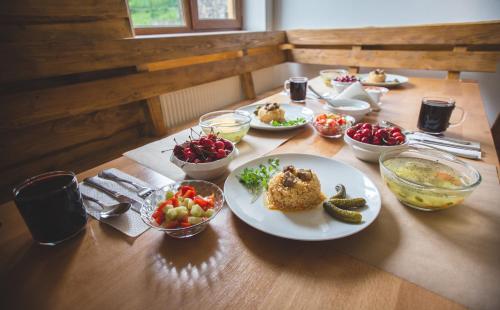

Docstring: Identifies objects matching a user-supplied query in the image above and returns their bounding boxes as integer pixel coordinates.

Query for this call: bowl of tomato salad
[140,180,224,238]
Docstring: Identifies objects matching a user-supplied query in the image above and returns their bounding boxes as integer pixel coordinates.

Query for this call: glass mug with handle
[417,97,465,134]
[13,171,88,245]
[284,77,308,103]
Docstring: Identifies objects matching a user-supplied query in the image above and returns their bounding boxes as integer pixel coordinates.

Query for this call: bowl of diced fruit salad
[141,180,224,238]
[312,113,354,138]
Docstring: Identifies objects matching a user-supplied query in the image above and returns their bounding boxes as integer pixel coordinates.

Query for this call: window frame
[131,0,242,36]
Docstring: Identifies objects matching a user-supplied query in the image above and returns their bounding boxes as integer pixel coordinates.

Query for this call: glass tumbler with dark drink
[13,171,87,245]
[417,97,465,134]
[284,77,308,102]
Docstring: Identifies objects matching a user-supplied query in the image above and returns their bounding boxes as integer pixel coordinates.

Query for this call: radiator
[160,63,292,129]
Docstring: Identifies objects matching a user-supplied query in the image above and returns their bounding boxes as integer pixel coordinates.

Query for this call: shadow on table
[407,202,500,266]
[232,202,401,281]
[0,230,85,310]
[146,226,227,298]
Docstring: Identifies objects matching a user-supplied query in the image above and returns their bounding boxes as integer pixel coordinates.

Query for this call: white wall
[272,0,500,126]
[273,0,500,29]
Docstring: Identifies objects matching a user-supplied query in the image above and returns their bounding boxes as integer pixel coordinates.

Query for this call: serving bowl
[324,99,371,122]
[140,180,225,238]
[332,80,356,94]
[312,113,355,138]
[170,141,237,180]
[320,69,348,86]
[344,129,408,162]
[379,145,481,211]
[199,110,251,143]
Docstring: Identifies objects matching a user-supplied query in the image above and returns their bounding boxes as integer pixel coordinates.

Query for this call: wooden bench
[285,21,500,79]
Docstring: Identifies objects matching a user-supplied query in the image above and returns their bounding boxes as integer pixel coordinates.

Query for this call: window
[128,0,242,35]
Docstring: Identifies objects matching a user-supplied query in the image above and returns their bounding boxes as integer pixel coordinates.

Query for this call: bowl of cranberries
[344,123,408,162]
[332,75,359,93]
[170,133,237,180]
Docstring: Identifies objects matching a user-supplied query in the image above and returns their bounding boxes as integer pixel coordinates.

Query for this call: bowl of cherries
[170,132,237,180]
[344,123,408,162]
[332,75,359,93]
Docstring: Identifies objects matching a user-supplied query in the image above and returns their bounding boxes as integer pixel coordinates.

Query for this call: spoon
[308,85,342,107]
[82,194,131,218]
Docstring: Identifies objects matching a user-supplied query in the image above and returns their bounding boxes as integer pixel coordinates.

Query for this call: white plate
[357,73,409,87]
[237,104,314,131]
[224,153,381,241]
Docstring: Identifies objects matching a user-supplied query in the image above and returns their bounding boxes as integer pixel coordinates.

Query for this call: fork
[98,170,154,199]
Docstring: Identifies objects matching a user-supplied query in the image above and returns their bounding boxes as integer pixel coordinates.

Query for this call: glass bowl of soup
[199,110,251,143]
[379,145,481,211]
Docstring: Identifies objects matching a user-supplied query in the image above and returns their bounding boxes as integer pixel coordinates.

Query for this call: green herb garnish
[271,117,306,127]
[237,158,280,200]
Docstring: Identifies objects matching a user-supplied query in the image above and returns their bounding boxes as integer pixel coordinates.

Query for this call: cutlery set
[81,170,154,218]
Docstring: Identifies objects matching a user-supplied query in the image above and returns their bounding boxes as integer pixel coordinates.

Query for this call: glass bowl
[140,180,225,238]
[199,110,251,143]
[312,113,354,138]
[320,69,348,86]
[379,145,481,211]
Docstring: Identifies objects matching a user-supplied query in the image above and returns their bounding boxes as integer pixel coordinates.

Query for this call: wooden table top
[1,77,497,310]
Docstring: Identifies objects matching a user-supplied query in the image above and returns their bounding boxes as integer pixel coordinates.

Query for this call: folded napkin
[407,134,482,160]
[79,168,173,237]
[334,82,381,111]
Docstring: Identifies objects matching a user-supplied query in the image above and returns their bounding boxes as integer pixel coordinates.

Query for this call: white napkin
[334,82,381,111]
[407,136,482,160]
[79,168,173,237]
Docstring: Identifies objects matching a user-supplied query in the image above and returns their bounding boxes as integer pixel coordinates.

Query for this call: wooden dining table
[1,77,498,310]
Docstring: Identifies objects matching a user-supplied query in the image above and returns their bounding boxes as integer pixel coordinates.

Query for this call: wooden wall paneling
[239,49,256,99]
[0,49,286,131]
[285,21,500,45]
[0,0,130,23]
[143,97,167,137]
[0,127,151,201]
[447,46,468,80]
[0,18,133,42]
[0,104,147,170]
[240,72,256,99]
[1,31,286,82]
[290,48,500,73]
[348,46,361,74]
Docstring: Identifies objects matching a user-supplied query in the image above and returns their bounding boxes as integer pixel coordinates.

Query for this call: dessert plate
[237,103,314,131]
[357,73,409,87]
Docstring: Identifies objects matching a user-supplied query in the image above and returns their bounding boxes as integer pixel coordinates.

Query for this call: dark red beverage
[284,77,308,102]
[13,171,87,245]
[417,97,463,134]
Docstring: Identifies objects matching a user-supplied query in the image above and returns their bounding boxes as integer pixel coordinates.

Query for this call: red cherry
[215,141,225,150]
[386,137,397,145]
[353,133,363,141]
[346,128,356,137]
[372,137,381,145]
[361,128,372,138]
[361,123,372,131]
[361,136,370,144]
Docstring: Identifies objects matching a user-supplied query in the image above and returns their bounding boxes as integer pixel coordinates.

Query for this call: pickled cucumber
[329,198,366,210]
[323,201,362,224]
[331,184,346,199]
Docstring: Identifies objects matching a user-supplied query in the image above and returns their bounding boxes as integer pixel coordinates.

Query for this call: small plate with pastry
[357,69,408,87]
[237,102,314,131]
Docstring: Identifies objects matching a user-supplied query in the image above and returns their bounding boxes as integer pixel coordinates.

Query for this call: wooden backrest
[286,21,500,79]
[0,0,286,200]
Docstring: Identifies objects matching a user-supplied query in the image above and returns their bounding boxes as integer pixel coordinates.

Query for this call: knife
[381,120,478,146]
[83,177,143,213]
